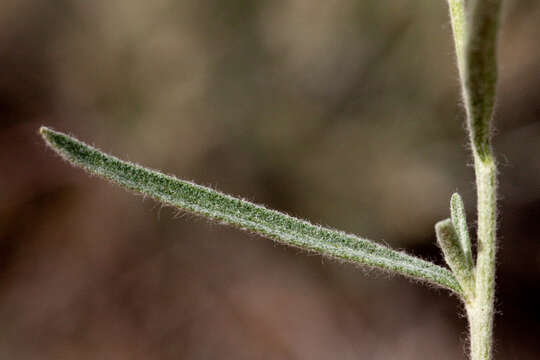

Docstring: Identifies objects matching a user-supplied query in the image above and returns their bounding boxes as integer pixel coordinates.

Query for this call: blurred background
[1,0,539,358]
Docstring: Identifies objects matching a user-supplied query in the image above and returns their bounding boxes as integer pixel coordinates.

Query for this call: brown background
[1,0,539,358]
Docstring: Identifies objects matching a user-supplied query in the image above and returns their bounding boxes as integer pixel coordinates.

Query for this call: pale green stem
[467,156,497,360]
[446,0,501,359]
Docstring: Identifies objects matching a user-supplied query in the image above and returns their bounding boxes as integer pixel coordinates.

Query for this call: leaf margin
[40,126,462,294]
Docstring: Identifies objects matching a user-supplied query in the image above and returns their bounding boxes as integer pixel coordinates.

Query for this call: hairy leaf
[435,219,474,299]
[40,126,461,294]
[450,192,474,270]
[447,0,466,78]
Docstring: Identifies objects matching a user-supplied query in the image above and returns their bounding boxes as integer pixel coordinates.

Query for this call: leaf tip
[39,125,53,136]
[450,192,467,227]
[39,126,56,146]
[39,126,77,164]
[450,192,463,208]
[39,126,70,154]
[435,218,453,234]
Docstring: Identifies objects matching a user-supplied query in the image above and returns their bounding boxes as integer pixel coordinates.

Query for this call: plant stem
[447,0,501,359]
[467,154,497,360]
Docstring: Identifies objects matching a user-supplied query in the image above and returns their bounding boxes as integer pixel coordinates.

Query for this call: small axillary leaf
[435,194,476,300]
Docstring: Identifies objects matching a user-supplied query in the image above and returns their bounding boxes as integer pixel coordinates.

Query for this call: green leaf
[435,219,474,299]
[447,0,501,162]
[447,0,466,78]
[450,192,474,270]
[40,126,462,294]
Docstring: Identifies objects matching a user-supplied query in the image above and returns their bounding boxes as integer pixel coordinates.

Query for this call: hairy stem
[468,156,497,360]
[447,0,501,359]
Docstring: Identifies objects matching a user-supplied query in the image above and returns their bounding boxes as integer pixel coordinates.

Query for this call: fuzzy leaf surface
[40,126,461,294]
[465,0,502,161]
[435,219,474,299]
[450,192,474,270]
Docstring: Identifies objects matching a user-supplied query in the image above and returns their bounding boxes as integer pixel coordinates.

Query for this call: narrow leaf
[40,126,461,294]
[450,192,474,270]
[464,0,502,161]
[435,219,474,298]
[446,0,466,78]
